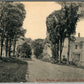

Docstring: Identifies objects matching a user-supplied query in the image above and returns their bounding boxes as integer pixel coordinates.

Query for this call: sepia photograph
[0,1,84,82]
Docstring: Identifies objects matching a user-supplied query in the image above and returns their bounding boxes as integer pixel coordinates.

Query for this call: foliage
[0,2,26,57]
[32,39,44,49]
[63,3,79,63]
[22,43,32,58]
[46,10,65,62]
[17,42,32,58]
[51,44,59,60]
[32,39,44,58]
[34,45,44,58]
[46,3,79,63]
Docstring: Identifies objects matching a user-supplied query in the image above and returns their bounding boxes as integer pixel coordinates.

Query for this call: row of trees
[46,2,80,63]
[0,2,26,57]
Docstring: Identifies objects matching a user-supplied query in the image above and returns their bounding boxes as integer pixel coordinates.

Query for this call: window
[75,45,78,49]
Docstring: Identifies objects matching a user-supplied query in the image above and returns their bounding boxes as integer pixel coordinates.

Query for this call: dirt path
[26,57,84,82]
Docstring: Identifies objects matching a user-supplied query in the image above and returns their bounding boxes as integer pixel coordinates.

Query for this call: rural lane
[26,57,84,82]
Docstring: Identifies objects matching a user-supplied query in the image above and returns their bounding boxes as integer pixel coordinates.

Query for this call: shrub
[32,39,44,59]
[50,57,59,64]
[34,44,43,59]
[17,42,32,58]
[61,56,67,64]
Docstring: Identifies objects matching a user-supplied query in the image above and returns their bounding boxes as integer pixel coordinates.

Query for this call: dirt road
[26,57,84,82]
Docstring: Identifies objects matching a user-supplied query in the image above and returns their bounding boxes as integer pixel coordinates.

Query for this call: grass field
[0,57,28,82]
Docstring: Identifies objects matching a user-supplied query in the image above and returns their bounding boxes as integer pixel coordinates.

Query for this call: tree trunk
[59,39,63,64]
[59,40,61,63]
[55,43,59,61]
[57,42,59,61]
[1,35,4,57]
[13,38,16,57]
[52,44,57,60]
[67,37,70,64]
[5,37,8,57]
[54,44,57,60]
[9,39,12,57]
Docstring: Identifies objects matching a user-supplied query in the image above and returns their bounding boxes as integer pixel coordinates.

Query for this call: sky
[21,1,84,40]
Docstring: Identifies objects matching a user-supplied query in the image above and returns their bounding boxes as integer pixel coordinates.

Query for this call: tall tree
[12,28,26,57]
[0,2,26,57]
[46,2,80,64]
[0,2,8,57]
[63,3,79,64]
[46,10,67,63]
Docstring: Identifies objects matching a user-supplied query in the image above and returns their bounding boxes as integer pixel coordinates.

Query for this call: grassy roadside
[0,57,28,82]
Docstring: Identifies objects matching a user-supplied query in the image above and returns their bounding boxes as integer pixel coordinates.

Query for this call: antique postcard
[0,1,84,83]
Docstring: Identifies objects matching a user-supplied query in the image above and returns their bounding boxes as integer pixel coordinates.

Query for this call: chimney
[78,33,80,37]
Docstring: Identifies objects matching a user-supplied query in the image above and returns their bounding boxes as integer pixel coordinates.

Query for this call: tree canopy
[46,3,79,63]
[0,2,26,57]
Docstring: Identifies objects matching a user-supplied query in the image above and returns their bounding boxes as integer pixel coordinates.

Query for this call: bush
[51,44,59,61]
[17,42,32,58]
[32,39,44,59]
[50,57,59,64]
[34,45,43,59]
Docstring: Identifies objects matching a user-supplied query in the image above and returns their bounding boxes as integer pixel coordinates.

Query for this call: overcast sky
[21,2,84,40]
